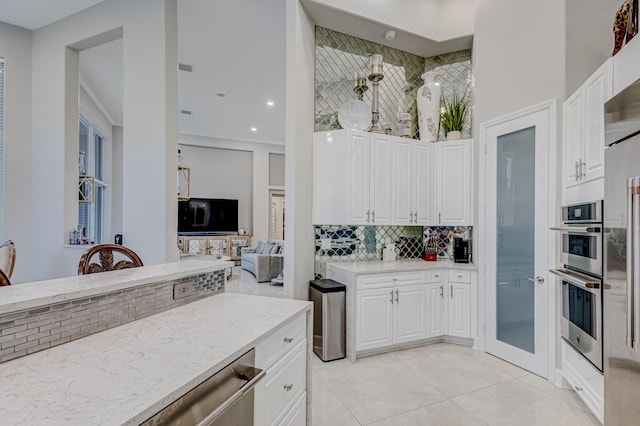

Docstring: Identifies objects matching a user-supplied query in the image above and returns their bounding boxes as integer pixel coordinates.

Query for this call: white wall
[284,1,316,300]
[111,125,124,238]
[29,0,178,280]
[179,145,253,233]
[473,0,565,375]
[269,153,285,187]
[178,133,285,243]
[0,22,32,283]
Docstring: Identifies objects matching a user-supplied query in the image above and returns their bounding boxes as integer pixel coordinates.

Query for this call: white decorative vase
[417,72,442,142]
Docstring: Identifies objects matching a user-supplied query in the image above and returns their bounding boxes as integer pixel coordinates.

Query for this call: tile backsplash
[315,27,472,140]
[315,225,472,278]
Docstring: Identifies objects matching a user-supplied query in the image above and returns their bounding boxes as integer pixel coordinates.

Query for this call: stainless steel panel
[141,348,263,426]
[310,286,346,362]
[604,135,640,425]
[605,77,640,146]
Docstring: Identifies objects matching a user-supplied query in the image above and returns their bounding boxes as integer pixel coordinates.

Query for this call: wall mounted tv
[178,198,239,234]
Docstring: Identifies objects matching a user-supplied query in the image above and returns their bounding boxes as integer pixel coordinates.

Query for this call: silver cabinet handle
[580,159,587,179]
[575,160,579,181]
[372,211,375,223]
[574,385,583,392]
[413,212,417,223]
[390,290,394,304]
[283,337,293,343]
[438,212,441,224]
[631,177,640,349]
[284,384,293,392]
[395,289,399,304]
[366,210,370,223]
[439,285,443,298]
[526,276,545,284]
[450,286,453,298]
[392,278,398,281]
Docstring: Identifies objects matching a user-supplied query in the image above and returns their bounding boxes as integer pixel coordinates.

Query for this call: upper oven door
[562,201,602,224]
[553,225,603,276]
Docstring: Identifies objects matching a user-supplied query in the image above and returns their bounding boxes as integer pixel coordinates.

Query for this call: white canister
[398,113,412,138]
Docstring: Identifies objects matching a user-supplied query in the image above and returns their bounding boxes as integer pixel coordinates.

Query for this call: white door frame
[477,99,557,381]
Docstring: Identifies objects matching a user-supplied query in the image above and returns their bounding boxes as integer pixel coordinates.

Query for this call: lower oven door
[551,268,603,371]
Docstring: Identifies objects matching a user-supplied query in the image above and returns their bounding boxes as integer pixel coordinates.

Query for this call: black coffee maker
[453,237,470,263]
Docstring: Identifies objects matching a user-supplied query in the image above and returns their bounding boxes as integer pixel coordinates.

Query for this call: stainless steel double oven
[551,201,603,371]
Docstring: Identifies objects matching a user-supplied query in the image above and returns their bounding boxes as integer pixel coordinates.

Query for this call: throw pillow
[255,241,266,254]
[262,243,275,255]
[270,244,281,255]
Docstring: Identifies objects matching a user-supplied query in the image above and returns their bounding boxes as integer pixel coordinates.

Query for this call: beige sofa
[241,240,283,282]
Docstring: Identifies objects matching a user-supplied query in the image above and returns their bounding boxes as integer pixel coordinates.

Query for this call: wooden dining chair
[0,240,16,278]
[78,244,143,275]
[0,268,11,286]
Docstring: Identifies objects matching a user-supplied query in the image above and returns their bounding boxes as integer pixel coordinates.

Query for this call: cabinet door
[356,288,393,351]
[426,282,445,338]
[369,134,393,225]
[448,283,471,338]
[394,284,428,344]
[563,90,583,188]
[413,141,436,225]
[582,60,612,183]
[346,131,371,225]
[391,137,414,225]
[437,140,472,226]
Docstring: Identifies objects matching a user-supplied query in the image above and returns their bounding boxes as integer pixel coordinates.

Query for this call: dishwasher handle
[195,367,266,426]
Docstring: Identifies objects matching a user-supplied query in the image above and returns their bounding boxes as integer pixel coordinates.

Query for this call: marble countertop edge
[0,259,234,315]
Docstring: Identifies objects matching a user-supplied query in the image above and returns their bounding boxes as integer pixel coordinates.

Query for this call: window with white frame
[0,59,4,242]
[78,116,108,244]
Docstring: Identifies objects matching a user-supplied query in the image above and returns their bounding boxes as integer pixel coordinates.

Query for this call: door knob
[527,276,545,284]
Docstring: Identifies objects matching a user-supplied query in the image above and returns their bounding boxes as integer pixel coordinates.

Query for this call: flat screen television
[178,198,239,234]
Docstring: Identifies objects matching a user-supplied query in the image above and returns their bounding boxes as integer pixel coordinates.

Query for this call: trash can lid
[310,279,346,293]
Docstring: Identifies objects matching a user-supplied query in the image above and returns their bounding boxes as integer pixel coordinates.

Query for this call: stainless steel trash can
[309,279,346,361]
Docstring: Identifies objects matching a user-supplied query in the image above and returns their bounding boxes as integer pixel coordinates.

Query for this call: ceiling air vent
[178,63,195,72]
[180,109,193,115]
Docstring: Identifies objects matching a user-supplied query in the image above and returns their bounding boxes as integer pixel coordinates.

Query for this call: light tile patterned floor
[226,269,600,425]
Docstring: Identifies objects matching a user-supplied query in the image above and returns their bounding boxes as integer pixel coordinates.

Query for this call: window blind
[0,59,5,241]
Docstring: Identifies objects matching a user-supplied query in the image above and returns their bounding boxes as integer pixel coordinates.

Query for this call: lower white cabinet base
[561,340,603,424]
[355,336,473,360]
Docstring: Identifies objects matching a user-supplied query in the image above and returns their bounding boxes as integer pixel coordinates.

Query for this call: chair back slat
[78,244,143,275]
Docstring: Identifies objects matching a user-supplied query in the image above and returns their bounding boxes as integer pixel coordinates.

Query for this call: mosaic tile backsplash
[314,225,472,278]
[315,27,472,141]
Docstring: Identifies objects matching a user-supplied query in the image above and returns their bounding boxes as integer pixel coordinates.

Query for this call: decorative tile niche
[314,225,472,278]
[315,27,472,140]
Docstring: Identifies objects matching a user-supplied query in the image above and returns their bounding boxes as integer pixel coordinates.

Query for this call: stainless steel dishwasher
[141,348,265,426]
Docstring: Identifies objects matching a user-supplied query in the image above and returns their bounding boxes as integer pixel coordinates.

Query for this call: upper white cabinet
[436,139,473,226]
[313,130,472,226]
[313,130,392,225]
[392,139,436,225]
[563,60,612,192]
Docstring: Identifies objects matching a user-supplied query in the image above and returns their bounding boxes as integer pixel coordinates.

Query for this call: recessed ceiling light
[266,100,275,107]
[250,127,257,132]
[216,93,226,97]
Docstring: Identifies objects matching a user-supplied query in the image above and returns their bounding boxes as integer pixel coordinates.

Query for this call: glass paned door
[482,102,553,378]
[496,127,536,353]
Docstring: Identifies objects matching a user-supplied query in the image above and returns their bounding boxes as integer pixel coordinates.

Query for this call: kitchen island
[0,292,312,425]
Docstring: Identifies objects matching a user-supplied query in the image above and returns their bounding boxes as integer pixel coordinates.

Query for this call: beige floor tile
[368,400,490,426]
[451,379,600,426]
[225,270,283,298]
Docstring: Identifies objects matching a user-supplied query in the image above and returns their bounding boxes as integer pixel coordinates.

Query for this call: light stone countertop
[326,259,477,274]
[0,258,233,315]
[0,292,312,425]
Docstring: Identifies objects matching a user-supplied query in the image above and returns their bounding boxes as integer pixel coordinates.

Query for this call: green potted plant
[440,91,470,140]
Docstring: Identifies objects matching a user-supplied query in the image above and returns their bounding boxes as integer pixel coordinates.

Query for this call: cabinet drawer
[448,269,471,283]
[357,271,427,289]
[276,391,306,426]
[562,340,603,423]
[256,314,306,369]
[426,270,445,283]
[255,339,307,426]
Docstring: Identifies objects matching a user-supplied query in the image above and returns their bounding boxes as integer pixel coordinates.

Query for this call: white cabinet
[356,284,427,351]
[448,283,471,338]
[313,130,472,226]
[312,130,392,225]
[426,282,445,338]
[562,340,603,423]
[255,314,307,426]
[426,269,471,339]
[563,59,612,194]
[392,139,436,225]
[436,139,473,226]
